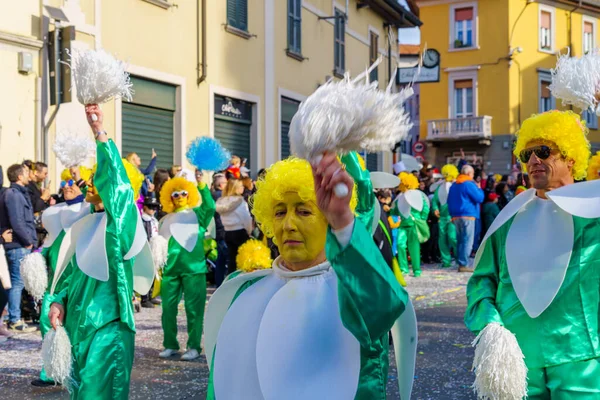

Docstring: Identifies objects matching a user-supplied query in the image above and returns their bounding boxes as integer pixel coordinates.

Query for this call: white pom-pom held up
[471,323,528,400]
[550,49,600,113]
[20,252,48,301]
[42,326,74,387]
[149,236,169,271]
[53,134,96,168]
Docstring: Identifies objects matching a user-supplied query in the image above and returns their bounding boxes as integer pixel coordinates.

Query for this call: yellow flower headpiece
[251,157,358,239]
[159,177,201,213]
[398,172,419,192]
[587,151,600,181]
[514,110,591,180]
[236,239,272,273]
[441,164,459,182]
[60,166,93,182]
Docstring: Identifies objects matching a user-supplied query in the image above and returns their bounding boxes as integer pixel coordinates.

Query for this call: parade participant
[465,110,600,399]
[204,154,417,399]
[25,166,92,387]
[157,176,215,361]
[588,150,600,180]
[392,172,430,277]
[430,164,458,268]
[47,105,155,399]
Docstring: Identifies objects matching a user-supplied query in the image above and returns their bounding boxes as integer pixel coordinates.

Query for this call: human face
[35,167,48,183]
[20,166,31,185]
[85,177,103,207]
[236,185,245,195]
[216,177,227,191]
[273,192,327,271]
[171,166,182,177]
[132,154,141,167]
[62,180,82,201]
[171,190,189,210]
[523,139,574,193]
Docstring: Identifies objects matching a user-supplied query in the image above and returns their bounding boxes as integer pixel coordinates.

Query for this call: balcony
[427,116,492,142]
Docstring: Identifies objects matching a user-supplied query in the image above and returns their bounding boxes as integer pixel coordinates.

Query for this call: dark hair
[495,182,507,196]
[22,160,33,169]
[153,169,170,196]
[34,162,48,172]
[257,168,267,179]
[7,164,26,183]
[376,189,392,199]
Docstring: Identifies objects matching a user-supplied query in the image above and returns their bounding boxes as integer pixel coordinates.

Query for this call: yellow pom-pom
[441,164,459,182]
[587,151,600,181]
[236,239,273,273]
[398,172,419,192]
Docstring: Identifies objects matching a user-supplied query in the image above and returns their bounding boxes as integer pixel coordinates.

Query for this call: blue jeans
[472,218,482,253]
[6,247,31,323]
[453,218,475,267]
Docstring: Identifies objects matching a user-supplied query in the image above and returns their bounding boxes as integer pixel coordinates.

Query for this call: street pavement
[0,264,477,399]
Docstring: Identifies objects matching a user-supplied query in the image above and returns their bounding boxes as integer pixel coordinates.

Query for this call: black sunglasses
[519,145,556,163]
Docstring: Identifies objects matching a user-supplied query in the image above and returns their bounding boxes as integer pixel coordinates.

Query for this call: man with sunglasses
[465,110,600,399]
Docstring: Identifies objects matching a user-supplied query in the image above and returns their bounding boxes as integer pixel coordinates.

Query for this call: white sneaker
[159,348,179,358]
[181,349,200,361]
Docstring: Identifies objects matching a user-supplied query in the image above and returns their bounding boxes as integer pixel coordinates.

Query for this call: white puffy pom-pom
[20,252,48,301]
[53,134,96,168]
[150,235,169,269]
[471,323,528,400]
[550,49,600,113]
[67,48,133,105]
[42,326,74,387]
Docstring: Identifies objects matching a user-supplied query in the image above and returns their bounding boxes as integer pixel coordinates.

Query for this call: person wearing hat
[465,110,600,398]
[142,195,160,241]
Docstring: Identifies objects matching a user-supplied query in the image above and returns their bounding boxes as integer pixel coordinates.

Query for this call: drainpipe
[568,0,583,54]
[197,0,207,85]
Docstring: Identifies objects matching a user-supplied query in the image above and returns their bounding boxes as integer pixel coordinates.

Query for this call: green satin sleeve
[464,232,504,335]
[341,152,375,233]
[326,219,407,348]
[431,189,440,213]
[419,191,430,220]
[51,286,68,307]
[194,184,216,229]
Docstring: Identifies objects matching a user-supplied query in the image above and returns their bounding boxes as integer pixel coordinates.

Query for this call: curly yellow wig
[587,151,600,181]
[398,172,419,192]
[91,159,144,200]
[514,110,591,180]
[236,239,272,273]
[441,164,459,182]
[251,158,358,239]
[60,166,93,182]
[159,177,200,213]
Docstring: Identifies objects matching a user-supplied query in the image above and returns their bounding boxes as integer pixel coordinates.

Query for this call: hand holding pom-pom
[312,153,355,230]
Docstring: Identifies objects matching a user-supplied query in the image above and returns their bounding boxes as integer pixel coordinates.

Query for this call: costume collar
[272,257,331,279]
[65,194,85,205]
[174,205,190,213]
[158,209,199,252]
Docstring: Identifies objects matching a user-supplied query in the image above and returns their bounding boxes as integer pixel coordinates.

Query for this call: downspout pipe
[197,0,207,85]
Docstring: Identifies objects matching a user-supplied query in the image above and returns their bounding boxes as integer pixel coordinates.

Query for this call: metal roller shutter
[280,97,300,160]
[214,118,251,169]
[366,153,379,172]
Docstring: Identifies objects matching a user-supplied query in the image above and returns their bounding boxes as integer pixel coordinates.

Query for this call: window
[538,76,555,113]
[227,0,248,32]
[287,0,302,55]
[454,7,473,48]
[539,9,553,52]
[454,80,474,118]
[369,32,379,83]
[583,109,598,129]
[280,97,300,159]
[584,20,595,54]
[334,9,345,76]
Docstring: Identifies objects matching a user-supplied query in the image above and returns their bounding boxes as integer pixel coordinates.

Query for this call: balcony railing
[427,116,492,141]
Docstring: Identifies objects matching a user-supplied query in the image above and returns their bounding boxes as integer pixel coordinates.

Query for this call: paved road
[0,264,477,399]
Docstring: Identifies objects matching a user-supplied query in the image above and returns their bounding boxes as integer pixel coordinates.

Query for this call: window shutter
[237,0,248,31]
[541,81,551,98]
[227,0,237,27]
[585,22,593,34]
[455,7,473,22]
[541,11,551,29]
[281,98,300,159]
[454,79,473,89]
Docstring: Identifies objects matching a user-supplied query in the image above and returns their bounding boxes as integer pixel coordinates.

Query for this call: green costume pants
[71,321,135,400]
[161,273,207,351]
[527,357,600,399]
[438,219,457,268]
[397,227,421,275]
[39,293,53,382]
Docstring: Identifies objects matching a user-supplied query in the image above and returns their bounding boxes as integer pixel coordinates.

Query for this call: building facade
[417,0,600,174]
[0,0,421,189]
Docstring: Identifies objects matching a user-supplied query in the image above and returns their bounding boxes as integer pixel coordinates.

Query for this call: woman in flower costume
[26,166,92,387]
[157,176,216,361]
[588,150,600,180]
[391,172,430,277]
[465,110,600,399]
[48,106,156,399]
[430,164,458,268]
[204,154,417,400]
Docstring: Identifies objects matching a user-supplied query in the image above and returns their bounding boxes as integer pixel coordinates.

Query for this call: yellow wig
[91,159,144,200]
[514,110,591,180]
[159,177,200,213]
[441,164,459,182]
[251,157,358,239]
[236,239,272,273]
[398,172,419,192]
[588,151,600,181]
[60,166,93,182]
[493,174,503,183]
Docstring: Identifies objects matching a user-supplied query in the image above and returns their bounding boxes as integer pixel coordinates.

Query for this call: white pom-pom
[550,49,600,113]
[150,235,169,269]
[334,183,349,198]
[53,134,96,168]
[20,252,48,301]
[42,326,74,386]
[471,323,528,400]
[67,48,133,105]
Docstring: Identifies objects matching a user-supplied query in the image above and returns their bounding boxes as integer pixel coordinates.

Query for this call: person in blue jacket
[447,165,484,273]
